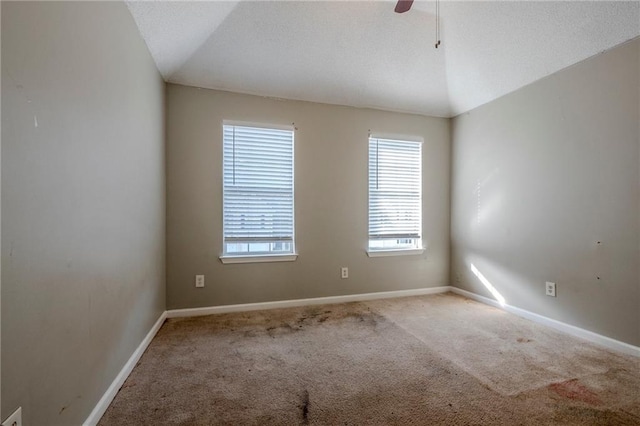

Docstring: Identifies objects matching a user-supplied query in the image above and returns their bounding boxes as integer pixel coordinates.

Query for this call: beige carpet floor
[99,293,640,425]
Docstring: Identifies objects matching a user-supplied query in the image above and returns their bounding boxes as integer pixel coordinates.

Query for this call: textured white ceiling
[126,1,239,77]
[127,1,640,117]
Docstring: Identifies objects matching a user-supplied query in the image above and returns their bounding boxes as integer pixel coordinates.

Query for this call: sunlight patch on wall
[470,263,506,306]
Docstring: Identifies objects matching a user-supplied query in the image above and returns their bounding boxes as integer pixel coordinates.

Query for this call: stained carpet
[99,293,640,425]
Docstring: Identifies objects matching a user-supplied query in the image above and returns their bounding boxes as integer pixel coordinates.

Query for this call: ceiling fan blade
[394,0,414,13]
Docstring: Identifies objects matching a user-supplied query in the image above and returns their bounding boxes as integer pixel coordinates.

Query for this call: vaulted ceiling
[126,1,640,117]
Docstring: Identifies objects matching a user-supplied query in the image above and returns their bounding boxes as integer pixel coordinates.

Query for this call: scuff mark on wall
[10,73,41,129]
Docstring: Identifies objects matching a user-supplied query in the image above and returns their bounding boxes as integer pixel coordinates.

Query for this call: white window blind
[223,123,294,256]
[368,137,422,251]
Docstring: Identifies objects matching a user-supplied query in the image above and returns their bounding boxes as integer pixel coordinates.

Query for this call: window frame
[366,134,425,258]
[219,120,298,264]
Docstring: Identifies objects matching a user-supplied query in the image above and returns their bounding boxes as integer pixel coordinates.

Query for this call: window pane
[368,137,422,250]
[223,124,295,255]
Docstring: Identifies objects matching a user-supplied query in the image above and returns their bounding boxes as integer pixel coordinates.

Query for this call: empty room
[1,0,639,425]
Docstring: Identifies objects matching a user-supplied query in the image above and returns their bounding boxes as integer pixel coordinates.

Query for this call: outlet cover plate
[341,267,348,279]
[545,281,556,297]
[195,275,205,288]
[2,407,22,426]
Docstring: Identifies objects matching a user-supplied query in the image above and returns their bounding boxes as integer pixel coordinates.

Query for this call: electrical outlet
[195,275,205,288]
[341,267,348,279]
[545,281,556,297]
[2,407,22,426]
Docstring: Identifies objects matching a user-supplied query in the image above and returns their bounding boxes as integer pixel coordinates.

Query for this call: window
[368,136,423,256]
[221,123,296,263]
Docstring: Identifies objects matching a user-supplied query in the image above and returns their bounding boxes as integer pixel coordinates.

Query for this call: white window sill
[366,248,425,258]
[219,254,298,264]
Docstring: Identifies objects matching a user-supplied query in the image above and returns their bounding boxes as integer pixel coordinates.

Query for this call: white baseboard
[83,311,168,426]
[450,287,640,358]
[166,286,452,318]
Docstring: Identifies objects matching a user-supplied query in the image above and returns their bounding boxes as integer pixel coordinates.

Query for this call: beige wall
[1,2,165,424]
[3,2,636,423]
[451,38,640,346]
[166,85,450,309]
